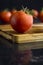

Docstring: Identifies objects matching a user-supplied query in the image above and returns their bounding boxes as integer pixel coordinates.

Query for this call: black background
[0,0,43,24]
[0,0,43,11]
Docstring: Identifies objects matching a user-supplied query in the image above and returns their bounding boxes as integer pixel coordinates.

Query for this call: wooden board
[0,23,43,32]
[0,30,43,43]
[0,23,43,43]
[0,23,43,49]
[0,24,13,31]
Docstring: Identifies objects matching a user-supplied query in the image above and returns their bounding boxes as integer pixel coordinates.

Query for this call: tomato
[1,10,12,23]
[10,10,33,33]
[11,9,17,15]
[38,9,43,22]
[0,12,1,20]
[31,9,38,18]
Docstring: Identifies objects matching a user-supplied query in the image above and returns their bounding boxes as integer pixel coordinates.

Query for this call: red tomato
[1,10,12,23]
[0,12,1,20]
[11,9,17,15]
[10,10,33,33]
[32,9,38,18]
[39,9,43,22]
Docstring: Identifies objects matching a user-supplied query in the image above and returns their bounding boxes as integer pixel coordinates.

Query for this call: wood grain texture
[0,23,43,49]
[0,23,43,32]
[0,24,13,31]
[0,23,43,44]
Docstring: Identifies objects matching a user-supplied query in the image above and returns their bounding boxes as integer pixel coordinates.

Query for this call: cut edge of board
[12,33,43,43]
[0,31,43,43]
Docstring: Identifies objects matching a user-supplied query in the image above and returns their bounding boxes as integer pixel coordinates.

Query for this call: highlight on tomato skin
[0,9,12,23]
[10,10,33,33]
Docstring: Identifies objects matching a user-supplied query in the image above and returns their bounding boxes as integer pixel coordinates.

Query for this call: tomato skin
[32,9,38,18]
[0,12,1,20]
[1,10,12,23]
[10,11,33,33]
[11,9,17,15]
[39,10,43,22]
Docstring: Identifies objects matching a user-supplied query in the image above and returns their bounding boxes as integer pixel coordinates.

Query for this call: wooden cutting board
[0,23,43,32]
[0,23,43,50]
[0,23,43,44]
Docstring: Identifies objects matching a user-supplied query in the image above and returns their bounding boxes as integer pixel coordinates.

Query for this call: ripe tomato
[1,10,12,23]
[31,9,38,18]
[10,10,33,33]
[11,9,17,15]
[0,12,1,20]
[38,9,43,22]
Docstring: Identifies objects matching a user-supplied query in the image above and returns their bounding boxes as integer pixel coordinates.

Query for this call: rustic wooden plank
[0,23,43,32]
[18,41,43,50]
[0,24,13,31]
[0,31,12,40]
[0,30,43,43]
[0,31,43,49]
[12,33,43,43]
[0,23,43,44]
[0,23,43,50]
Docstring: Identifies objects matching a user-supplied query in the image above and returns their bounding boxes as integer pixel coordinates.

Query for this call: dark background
[0,0,43,11]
